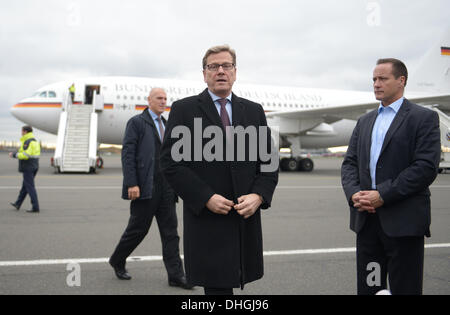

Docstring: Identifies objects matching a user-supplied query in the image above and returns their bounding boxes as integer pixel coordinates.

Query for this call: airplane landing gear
[280,157,314,172]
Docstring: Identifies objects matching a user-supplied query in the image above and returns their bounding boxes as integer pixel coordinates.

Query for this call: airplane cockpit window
[48,91,57,98]
[39,91,47,98]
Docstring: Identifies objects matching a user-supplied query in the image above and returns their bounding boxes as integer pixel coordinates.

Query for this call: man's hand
[234,194,263,219]
[206,194,235,215]
[128,186,140,201]
[352,191,384,213]
[9,152,14,158]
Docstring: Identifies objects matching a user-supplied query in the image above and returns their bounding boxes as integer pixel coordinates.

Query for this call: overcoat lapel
[140,108,162,143]
[198,89,224,129]
[231,94,246,127]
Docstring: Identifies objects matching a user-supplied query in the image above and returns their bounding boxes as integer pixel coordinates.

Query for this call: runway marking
[1,243,449,267]
[277,185,450,189]
[0,186,121,190]
[1,185,450,190]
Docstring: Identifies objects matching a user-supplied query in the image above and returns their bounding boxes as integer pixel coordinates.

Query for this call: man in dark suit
[341,58,441,295]
[109,88,191,289]
[160,45,279,295]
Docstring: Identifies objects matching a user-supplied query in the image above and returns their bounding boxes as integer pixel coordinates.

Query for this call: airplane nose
[9,98,61,135]
[10,101,31,125]
[10,103,23,121]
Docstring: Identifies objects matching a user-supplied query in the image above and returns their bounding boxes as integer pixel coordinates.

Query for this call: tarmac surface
[0,152,449,295]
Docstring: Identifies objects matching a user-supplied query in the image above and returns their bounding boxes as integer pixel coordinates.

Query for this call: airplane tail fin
[408,28,450,94]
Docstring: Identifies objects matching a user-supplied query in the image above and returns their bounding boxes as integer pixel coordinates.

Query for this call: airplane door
[85,85,101,105]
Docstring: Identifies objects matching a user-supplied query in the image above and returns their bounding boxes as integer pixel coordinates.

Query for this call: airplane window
[124,95,127,100]
[130,96,134,100]
[117,95,121,99]
[48,91,57,98]
[39,91,47,98]
[137,96,141,100]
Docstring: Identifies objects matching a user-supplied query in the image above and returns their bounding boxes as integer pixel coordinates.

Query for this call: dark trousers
[356,213,424,295]
[15,170,39,211]
[204,287,234,295]
[110,177,184,280]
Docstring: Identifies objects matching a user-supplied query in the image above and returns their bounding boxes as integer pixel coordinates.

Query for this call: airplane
[10,32,450,172]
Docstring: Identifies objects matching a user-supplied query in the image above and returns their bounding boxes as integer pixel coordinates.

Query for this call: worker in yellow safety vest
[69,83,75,102]
[9,125,41,213]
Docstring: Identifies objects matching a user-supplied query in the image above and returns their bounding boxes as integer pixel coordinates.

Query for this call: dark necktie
[156,117,164,141]
[218,98,231,127]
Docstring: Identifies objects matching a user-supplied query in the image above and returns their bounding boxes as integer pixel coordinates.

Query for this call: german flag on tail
[441,47,450,56]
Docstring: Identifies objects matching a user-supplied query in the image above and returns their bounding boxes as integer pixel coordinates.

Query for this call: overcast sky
[0,0,449,141]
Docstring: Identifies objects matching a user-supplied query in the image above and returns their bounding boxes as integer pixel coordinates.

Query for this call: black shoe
[26,209,39,213]
[169,276,194,289]
[109,260,132,280]
[10,203,20,210]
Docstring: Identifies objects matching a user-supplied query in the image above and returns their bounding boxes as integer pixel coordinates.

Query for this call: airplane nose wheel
[96,157,104,169]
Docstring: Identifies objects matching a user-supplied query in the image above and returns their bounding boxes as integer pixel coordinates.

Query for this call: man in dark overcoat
[109,88,191,289]
[161,45,279,295]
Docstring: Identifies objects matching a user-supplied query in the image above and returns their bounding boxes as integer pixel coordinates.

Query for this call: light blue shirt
[370,97,404,189]
[208,90,233,125]
[148,109,165,140]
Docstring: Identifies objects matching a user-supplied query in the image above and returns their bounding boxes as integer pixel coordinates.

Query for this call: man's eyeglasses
[204,63,235,71]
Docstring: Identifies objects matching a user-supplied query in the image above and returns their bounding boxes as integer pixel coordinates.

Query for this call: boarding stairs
[53,92,100,173]
[432,107,450,172]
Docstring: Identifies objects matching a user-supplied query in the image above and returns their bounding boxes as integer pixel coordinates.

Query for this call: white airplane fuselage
[11,76,372,148]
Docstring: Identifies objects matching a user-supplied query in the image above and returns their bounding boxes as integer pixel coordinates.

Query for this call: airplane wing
[266,93,450,123]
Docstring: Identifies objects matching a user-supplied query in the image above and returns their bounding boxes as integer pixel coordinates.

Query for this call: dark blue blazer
[341,99,441,237]
[121,108,162,200]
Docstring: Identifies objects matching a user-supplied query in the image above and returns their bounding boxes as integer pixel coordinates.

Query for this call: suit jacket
[121,108,166,200]
[341,99,441,237]
[160,89,279,288]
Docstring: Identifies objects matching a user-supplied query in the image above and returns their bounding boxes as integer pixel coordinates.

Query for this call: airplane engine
[305,123,337,136]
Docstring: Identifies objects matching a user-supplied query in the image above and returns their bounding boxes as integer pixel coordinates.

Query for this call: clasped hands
[352,190,384,213]
[206,193,263,219]
[128,186,262,219]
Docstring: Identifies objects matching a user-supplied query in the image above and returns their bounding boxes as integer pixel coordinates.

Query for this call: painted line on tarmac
[277,185,450,189]
[0,186,121,190]
[1,185,450,190]
[1,243,449,267]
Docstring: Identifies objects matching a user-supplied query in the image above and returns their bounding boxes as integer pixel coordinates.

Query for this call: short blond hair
[202,45,236,69]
